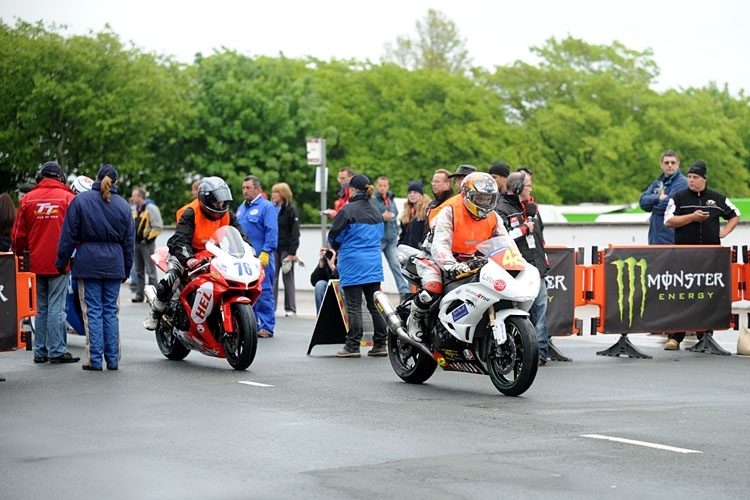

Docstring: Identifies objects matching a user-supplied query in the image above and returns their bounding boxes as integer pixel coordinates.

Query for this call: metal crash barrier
[565,245,741,358]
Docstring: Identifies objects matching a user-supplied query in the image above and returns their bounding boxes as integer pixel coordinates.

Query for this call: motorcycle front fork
[488,307,507,345]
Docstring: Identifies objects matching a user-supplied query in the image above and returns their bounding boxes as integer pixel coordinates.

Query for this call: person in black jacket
[398,181,431,249]
[495,170,551,366]
[143,177,249,331]
[271,182,300,316]
[0,192,15,252]
[662,160,740,350]
[309,247,338,313]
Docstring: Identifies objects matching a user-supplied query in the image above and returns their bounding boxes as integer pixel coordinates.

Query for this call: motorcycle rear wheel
[223,303,258,371]
[387,328,437,384]
[155,319,190,361]
[484,316,538,396]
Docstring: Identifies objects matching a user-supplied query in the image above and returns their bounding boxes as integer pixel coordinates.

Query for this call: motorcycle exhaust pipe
[144,284,157,307]
[373,291,433,358]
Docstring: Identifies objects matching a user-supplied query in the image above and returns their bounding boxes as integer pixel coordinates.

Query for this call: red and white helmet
[71,175,94,195]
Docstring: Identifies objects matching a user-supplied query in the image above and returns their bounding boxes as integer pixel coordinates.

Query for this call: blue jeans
[79,279,121,368]
[314,280,328,313]
[381,237,410,297]
[35,274,70,358]
[314,281,345,314]
[529,279,549,361]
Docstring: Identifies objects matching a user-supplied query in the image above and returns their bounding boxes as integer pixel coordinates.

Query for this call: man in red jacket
[12,162,80,364]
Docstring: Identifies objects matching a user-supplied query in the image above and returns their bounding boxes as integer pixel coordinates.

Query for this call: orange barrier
[0,253,37,351]
[16,254,37,350]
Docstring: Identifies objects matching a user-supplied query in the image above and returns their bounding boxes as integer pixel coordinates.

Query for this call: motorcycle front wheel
[223,303,258,371]
[484,316,538,396]
[155,318,190,361]
[387,328,437,384]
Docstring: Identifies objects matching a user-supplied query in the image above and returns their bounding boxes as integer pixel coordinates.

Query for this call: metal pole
[319,140,328,247]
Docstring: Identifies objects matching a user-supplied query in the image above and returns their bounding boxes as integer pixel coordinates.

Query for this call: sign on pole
[307,138,323,165]
[307,138,328,247]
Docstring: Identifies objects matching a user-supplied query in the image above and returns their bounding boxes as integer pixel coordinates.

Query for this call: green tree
[639,86,750,198]
[188,52,327,220]
[311,60,510,203]
[0,20,193,207]
[485,36,661,203]
[382,9,472,75]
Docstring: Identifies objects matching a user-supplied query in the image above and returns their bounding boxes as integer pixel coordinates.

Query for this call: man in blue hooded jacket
[639,150,688,244]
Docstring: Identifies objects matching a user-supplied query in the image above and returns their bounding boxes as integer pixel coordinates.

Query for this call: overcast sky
[2,0,748,94]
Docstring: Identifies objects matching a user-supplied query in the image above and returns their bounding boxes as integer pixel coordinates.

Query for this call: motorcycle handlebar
[447,257,487,279]
[187,258,211,278]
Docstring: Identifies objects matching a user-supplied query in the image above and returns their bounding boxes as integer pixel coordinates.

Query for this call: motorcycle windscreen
[477,236,525,271]
[208,226,247,258]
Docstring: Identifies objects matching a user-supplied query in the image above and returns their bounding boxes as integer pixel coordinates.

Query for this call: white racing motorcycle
[374,235,540,396]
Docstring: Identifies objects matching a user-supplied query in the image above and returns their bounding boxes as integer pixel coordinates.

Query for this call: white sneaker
[143,313,159,331]
[143,297,166,331]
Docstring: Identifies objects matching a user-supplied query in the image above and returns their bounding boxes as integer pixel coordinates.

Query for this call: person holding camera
[310,247,338,313]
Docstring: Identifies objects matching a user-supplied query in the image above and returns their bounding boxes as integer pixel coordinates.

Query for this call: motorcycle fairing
[190,282,215,325]
[206,241,262,287]
[437,263,539,344]
[174,328,219,357]
[220,295,252,333]
[433,350,488,374]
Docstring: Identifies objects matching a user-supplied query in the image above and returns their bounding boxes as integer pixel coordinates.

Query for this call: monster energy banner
[545,248,575,336]
[0,253,18,351]
[603,247,731,333]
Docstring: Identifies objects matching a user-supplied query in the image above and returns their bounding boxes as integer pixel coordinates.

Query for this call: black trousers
[342,282,387,351]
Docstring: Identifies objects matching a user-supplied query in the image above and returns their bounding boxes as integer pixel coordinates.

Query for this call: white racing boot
[406,303,429,343]
[143,285,166,331]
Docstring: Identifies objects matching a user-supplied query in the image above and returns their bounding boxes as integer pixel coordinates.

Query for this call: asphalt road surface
[1,286,749,500]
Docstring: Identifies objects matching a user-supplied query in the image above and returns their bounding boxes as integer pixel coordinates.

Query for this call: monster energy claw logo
[611,257,647,327]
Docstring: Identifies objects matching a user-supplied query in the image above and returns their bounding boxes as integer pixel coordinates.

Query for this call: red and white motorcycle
[145,226,263,370]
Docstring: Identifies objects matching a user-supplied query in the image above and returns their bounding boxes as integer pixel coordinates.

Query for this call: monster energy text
[646,271,725,290]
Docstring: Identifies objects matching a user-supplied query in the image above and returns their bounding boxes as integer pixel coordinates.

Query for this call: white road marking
[581,434,702,454]
[238,381,274,387]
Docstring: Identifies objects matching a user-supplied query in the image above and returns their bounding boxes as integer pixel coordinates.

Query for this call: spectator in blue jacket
[639,150,688,244]
[56,165,135,371]
[372,176,410,301]
[236,175,278,338]
[328,174,387,358]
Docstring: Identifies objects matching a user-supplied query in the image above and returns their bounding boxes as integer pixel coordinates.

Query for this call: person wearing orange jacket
[143,176,249,330]
[406,171,508,343]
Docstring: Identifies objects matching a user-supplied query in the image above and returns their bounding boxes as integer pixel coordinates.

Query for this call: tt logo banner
[611,257,647,327]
